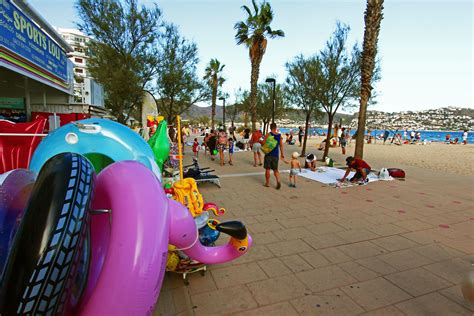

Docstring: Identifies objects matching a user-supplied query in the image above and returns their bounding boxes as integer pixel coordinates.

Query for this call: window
[74,58,83,63]
[75,68,83,74]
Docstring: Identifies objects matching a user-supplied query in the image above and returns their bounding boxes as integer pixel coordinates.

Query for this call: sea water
[279,128,473,143]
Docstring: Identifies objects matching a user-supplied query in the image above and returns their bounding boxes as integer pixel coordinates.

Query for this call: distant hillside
[182,105,223,120]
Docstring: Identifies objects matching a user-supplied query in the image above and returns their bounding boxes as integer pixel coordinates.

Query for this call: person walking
[249,128,263,167]
[340,128,347,155]
[263,123,284,189]
[298,126,304,147]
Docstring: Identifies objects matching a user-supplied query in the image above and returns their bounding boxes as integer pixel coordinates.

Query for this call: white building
[56,28,104,107]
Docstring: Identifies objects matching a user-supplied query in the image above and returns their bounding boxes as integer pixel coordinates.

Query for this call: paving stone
[246,274,310,306]
[338,261,380,282]
[257,258,292,278]
[309,213,341,224]
[172,286,194,313]
[342,277,412,311]
[290,288,364,315]
[266,239,312,257]
[280,254,314,273]
[306,222,346,235]
[412,244,464,262]
[191,285,257,315]
[441,237,474,254]
[303,233,348,250]
[251,231,280,245]
[186,270,218,295]
[319,247,352,264]
[280,217,312,228]
[296,266,357,293]
[371,235,420,251]
[335,217,373,230]
[402,230,447,245]
[439,285,474,312]
[395,292,471,316]
[153,290,175,316]
[423,258,473,284]
[377,248,434,271]
[394,219,434,231]
[300,250,332,268]
[248,221,285,234]
[336,229,380,243]
[273,227,314,241]
[337,241,388,259]
[210,262,267,289]
[366,223,410,236]
[234,302,299,316]
[385,267,453,296]
[360,306,405,316]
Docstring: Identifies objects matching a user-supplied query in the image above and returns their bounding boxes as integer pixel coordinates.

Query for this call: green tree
[155,24,208,124]
[76,0,162,123]
[234,0,284,131]
[354,0,384,159]
[316,23,363,160]
[285,55,323,156]
[257,82,286,133]
[203,59,225,129]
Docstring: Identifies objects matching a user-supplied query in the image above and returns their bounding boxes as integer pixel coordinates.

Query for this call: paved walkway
[154,139,474,315]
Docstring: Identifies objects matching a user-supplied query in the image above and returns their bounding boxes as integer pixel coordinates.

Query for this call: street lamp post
[265,78,276,124]
[219,97,226,130]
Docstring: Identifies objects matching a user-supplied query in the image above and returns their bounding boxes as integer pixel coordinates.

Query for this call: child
[285,152,302,188]
[228,137,235,165]
[217,129,228,166]
[192,138,199,157]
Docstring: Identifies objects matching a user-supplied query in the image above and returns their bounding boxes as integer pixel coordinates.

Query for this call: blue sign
[0,0,68,82]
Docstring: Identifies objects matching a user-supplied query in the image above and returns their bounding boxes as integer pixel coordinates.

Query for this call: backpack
[261,134,278,154]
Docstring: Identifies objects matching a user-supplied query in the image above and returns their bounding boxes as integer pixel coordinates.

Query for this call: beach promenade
[154,137,474,315]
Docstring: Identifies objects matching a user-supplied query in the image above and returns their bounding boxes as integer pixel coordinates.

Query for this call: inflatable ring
[78,161,169,315]
[29,118,161,180]
[0,153,94,315]
[0,169,36,277]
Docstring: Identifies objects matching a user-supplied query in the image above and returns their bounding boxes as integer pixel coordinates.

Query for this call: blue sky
[29,0,473,113]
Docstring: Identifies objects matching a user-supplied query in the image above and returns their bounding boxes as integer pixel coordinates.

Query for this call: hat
[346,156,355,166]
[292,152,300,159]
[305,153,316,163]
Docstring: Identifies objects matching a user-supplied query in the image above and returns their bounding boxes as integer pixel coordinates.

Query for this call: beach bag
[387,168,405,178]
[325,157,334,167]
[235,141,245,150]
[378,168,391,180]
[261,135,278,154]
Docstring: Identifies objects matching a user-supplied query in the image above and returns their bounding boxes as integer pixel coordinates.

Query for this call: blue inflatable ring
[29,119,161,180]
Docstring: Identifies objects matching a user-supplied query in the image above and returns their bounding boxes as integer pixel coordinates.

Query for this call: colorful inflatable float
[0,118,252,315]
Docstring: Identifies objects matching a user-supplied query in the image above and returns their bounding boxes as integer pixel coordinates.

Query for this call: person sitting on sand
[450,137,459,145]
[304,153,317,171]
[339,156,372,184]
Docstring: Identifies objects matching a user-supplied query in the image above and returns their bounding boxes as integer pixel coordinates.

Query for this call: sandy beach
[301,136,474,176]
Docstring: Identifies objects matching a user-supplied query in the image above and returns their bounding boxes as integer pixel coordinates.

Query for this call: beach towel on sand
[299,167,381,187]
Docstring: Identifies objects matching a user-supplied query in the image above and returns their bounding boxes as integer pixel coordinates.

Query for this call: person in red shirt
[339,156,371,183]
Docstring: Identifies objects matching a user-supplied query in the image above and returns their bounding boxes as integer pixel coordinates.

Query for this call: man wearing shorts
[339,156,372,184]
[250,129,263,167]
[263,123,284,189]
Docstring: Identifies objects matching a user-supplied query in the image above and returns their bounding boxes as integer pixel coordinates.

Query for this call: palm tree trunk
[323,113,334,160]
[301,111,311,156]
[211,84,217,129]
[354,0,384,159]
[249,60,260,131]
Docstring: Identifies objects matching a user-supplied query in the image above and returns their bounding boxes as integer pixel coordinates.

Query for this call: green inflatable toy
[148,120,170,171]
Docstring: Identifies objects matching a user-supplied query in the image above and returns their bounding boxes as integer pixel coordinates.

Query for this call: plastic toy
[29,118,161,179]
[0,116,46,173]
[78,161,251,315]
[0,169,36,277]
[148,120,170,171]
[0,153,94,315]
[172,178,204,217]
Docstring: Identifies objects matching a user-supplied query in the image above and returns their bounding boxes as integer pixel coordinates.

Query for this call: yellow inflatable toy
[173,178,204,217]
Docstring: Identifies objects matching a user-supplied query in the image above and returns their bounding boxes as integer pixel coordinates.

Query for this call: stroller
[183,157,221,188]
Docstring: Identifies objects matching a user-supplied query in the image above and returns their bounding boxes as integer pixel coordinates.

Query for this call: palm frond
[241,5,252,17]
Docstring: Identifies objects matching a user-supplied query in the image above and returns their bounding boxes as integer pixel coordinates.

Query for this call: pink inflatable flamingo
[79,161,251,315]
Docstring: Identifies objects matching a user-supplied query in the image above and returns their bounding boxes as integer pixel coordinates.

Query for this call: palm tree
[203,58,225,129]
[234,0,284,131]
[354,0,384,158]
